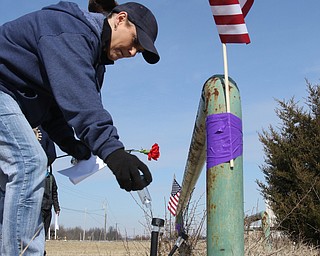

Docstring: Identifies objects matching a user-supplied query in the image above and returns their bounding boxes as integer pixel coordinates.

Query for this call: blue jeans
[0,91,47,255]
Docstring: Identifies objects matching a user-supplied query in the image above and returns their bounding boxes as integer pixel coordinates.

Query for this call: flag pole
[222,43,230,113]
[170,174,174,239]
[222,43,234,168]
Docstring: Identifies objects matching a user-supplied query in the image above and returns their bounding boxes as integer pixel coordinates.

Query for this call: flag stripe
[217,24,248,35]
[211,5,242,16]
[168,193,180,209]
[169,192,180,205]
[209,0,253,44]
[168,205,176,216]
[209,0,239,5]
[170,196,178,205]
[167,179,181,217]
[168,203,177,216]
[170,194,179,203]
[239,0,254,17]
[214,14,246,25]
[219,34,250,44]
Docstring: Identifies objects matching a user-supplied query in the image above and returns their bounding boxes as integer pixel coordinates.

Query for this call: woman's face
[107,12,144,61]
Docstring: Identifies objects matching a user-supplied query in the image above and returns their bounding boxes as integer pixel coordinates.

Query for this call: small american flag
[209,0,254,44]
[167,178,181,216]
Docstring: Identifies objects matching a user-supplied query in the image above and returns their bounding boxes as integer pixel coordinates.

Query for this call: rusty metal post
[245,211,271,249]
[205,75,244,255]
[175,75,244,255]
[175,84,207,218]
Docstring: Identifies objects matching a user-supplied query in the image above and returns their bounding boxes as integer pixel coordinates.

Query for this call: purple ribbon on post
[206,113,243,169]
[175,223,182,234]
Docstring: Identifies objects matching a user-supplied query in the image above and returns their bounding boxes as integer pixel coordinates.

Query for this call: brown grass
[45,240,150,256]
[45,233,320,256]
[245,231,320,256]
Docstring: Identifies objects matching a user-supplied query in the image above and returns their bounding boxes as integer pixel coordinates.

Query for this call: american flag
[239,0,254,18]
[209,0,254,44]
[167,178,181,216]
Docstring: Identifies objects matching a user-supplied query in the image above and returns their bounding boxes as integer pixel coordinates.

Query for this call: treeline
[50,225,150,241]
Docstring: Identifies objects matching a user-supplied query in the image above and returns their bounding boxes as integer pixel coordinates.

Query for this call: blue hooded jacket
[0,1,123,160]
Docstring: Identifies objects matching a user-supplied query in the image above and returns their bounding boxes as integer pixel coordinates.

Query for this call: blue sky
[1,0,320,237]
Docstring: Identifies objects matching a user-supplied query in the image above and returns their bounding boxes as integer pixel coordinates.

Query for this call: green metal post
[261,211,271,250]
[175,75,244,255]
[205,75,244,255]
[245,211,271,250]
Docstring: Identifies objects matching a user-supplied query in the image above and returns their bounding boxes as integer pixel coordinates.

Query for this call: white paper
[58,155,107,185]
[55,213,59,230]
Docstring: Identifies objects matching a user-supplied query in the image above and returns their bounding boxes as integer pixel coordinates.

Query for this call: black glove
[106,148,152,192]
[59,137,91,160]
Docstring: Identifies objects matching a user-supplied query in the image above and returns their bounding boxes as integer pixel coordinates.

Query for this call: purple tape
[206,113,243,169]
[175,223,182,233]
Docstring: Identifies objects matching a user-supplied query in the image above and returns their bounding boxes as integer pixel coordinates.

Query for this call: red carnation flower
[147,143,160,161]
[127,143,160,161]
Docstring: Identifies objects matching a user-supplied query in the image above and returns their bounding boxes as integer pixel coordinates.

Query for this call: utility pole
[83,208,87,241]
[115,223,118,241]
[103,202,107,241]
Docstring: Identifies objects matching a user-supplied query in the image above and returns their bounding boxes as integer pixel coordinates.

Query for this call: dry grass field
[45,240,151,256]
[244,232,320,256]
[44,233,320,256]
[44,239,207,255]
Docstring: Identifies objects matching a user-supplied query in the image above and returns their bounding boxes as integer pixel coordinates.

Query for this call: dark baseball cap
[112,2,160,64]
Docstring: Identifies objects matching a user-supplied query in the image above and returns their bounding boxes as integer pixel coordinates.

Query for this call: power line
[57,181,105,202]
[61,206,104,216]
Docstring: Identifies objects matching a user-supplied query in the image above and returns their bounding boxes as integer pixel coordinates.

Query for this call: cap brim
[136,28,160,64]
